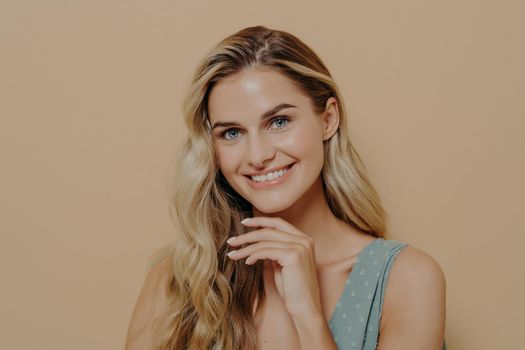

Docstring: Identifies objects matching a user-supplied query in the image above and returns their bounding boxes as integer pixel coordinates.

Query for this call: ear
[321,96,340,141]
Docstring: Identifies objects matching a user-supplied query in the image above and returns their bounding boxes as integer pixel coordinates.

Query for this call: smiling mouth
[244,163,296,183]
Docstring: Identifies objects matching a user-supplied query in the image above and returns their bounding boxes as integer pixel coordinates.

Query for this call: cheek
[285,125,324,160]
[215,145,241,174]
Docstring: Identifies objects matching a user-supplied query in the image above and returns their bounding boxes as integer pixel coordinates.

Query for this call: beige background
[1,0,523,349]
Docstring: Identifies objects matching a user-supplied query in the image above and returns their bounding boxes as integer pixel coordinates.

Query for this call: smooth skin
[124,66,446,349]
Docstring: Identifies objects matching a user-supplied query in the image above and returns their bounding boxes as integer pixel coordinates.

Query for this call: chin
[250,199,294,215]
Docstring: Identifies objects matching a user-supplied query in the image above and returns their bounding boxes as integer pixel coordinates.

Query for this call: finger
[241,216,306,237]
[227,240,298,261]
[243,247,290,265]
[227,228,300,247]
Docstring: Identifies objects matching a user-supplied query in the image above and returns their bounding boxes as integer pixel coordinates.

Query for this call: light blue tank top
[328,238,447,350]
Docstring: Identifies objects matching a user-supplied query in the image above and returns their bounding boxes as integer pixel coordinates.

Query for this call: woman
[125,25,447,350]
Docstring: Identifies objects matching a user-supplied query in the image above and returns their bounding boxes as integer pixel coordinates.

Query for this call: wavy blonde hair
[149,25,389,350]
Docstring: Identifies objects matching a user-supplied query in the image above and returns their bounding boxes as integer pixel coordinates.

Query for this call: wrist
[292,312,337,350]
[292,310,326,333]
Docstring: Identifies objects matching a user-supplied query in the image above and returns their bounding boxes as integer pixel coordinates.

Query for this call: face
[207,67,339,215]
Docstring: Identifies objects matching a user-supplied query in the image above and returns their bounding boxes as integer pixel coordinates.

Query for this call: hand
[226,216,323,320]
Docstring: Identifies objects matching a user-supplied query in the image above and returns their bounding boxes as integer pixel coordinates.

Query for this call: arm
[293,314,338,350]
[377,246,447,350]
[125,257,171,350]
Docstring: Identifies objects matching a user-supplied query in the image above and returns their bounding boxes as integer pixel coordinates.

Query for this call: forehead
[207,67,309,122]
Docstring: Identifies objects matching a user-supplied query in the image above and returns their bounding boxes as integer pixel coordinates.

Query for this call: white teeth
[250,166,290,182]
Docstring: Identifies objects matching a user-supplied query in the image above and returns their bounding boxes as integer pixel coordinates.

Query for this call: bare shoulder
[125,254,173,350]
[388,245,446,292]
[378,245,446,350]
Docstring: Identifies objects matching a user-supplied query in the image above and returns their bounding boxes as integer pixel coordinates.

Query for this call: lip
[244,163,294,176]
[245,163,296,189]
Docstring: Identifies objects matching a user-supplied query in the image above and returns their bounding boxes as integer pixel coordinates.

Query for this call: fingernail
[227,250,237,257]
[241,218,251,224]
[226,237,236,244]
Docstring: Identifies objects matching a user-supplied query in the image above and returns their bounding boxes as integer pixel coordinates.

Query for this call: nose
[246,133,276,168]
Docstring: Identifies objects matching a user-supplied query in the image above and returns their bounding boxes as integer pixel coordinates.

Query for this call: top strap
[328,238,408,349]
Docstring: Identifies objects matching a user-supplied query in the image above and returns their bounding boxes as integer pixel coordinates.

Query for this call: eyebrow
[210,103,297,131]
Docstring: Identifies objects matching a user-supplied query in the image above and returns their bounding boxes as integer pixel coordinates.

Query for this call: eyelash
[219,116,291,140]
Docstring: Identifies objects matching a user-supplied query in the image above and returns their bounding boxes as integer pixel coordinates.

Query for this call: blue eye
[219,116,291,140]
[271,116,290,129]
[221,128,241,140]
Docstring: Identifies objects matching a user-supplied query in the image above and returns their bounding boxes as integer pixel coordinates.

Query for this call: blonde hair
[150,25,389,350]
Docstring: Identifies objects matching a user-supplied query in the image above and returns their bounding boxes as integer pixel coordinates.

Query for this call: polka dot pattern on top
[327,238,447,350]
